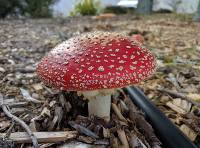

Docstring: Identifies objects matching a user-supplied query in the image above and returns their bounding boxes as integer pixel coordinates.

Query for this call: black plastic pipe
[123,86,197,148]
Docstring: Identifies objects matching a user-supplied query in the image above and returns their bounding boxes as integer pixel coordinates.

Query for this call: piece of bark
[56,106,63,129]
[112,103,127,123]
[157,88,200,108]
[4,122,15,139]
[29,121,37,132]
[15,67,36,73]
[48,106,63,130]
[32,83,43,91]
[69,121,99,139]
[0,131,77,143]
[180,116,200,133]
[172,99,191,112]
[117,129,129,148]
[59,94,72,113]
[110,135,120,148]
[92,13,116,20]
[40,143,55,148]
[166,102,187,114]
[103,127,110,138]
[20,88,42,104]
[180,124,198,142]
[48,116,58,131]
[0,120,11,132]
[94,139,109,145]
[124,96,161,147]
[119,100,129,114]
[0,93,40,148]
[10,108,26,115]
[7,102,28,108]
[129,133,147,148]
[77,136,95,144]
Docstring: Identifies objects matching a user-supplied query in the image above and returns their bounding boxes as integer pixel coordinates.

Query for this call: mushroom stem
[79,89,114,121]
[88,94,111,121]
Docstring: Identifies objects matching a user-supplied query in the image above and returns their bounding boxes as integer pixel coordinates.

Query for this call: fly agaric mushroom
[132,34,144,44]
[36,31,156,121]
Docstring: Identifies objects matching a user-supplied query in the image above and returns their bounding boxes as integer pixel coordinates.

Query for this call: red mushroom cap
[37,32,156,91]
[132,34,144,44]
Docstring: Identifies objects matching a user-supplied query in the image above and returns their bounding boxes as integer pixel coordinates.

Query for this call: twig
[0,93,40,148]
[68,121,99,139]
[157,88,200,108]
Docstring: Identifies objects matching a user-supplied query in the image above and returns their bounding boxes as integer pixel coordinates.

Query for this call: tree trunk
[136,0,153,14]
[193,0,200,22]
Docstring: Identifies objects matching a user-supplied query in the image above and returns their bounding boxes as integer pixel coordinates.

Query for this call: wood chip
[10,107,26,115]
[32,83,43,91]
[92,13,116,20]
[29,121,37,132]
[187,93,200,102]
[0,67,5,73]
[0,121,11,131]
[103,127,110,138]
[0,131,77,143]
[41,107,51,117]
[110,135,119,148]
[20,88,41,103]
[48,116,58,131]
[49,101,56,108]
[180,124,197,141]
[117,129,129,148]
[166,101,187,114]
[129,133,147,148]
[111,103,127,122]
[172,98,191,112]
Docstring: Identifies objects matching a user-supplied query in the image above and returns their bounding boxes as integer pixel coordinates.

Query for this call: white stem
[78,89,114,121]
[88,94,111,121]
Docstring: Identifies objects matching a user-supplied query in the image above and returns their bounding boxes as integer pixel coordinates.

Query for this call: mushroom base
[78,89,114,121]
[88,94,111,121]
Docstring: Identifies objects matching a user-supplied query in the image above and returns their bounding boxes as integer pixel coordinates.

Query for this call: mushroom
[36,31,156,121]
[132,34,144,44]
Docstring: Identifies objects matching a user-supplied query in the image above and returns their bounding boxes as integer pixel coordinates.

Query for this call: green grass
[70,0,101,16]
